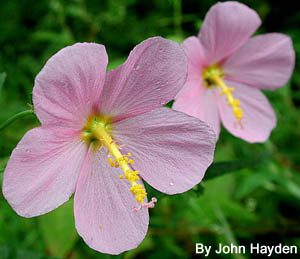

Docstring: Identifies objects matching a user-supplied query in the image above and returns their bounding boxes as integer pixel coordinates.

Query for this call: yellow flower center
[81,115,147,204]
[203,65,243,122]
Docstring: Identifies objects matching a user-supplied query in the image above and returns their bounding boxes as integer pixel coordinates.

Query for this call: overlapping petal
[215,81,276,143]
[223,33,295,90]
[33,43,108,129]
[199,1,261,64]
[74,149,149,255]
[99,37,187,121]
[182,36,207,76]
[113,108,216,194]
[174,82,221,137]
[3,127,87,217]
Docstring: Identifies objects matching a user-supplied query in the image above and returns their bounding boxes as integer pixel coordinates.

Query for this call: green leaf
[0,72,7,93]
[0,244,54,259]
[107,58,125,71]
[38,199,78,257]
[0,157,9,174]
[281,180,300,200]
[220,199,258,224]
[124,236,154,259]
[204,154,268,181]
[166,34,184,43]
[0,109,34,132]
[164,100,174,108]
[235,171,276,199]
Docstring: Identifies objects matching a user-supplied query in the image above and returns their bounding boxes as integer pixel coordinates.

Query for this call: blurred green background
[0,0,300,258]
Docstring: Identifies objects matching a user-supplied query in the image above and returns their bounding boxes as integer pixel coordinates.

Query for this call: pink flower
[173,1,295,143]
[2,37,216,254]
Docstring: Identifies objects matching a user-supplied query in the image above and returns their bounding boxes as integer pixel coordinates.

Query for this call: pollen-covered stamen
[203,65,244,122]
[81,116,156,208]
[108,153,134,168]
[211,75,243,122]
[93,127,147,204]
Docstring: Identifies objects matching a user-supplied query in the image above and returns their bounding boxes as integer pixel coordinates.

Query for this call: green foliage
[0,72,6,95]
[38,200,78,258]
[1,0,300,258]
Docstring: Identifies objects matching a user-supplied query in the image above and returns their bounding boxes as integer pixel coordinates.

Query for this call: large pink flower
[2,37,216,254]
[173,1,295,143]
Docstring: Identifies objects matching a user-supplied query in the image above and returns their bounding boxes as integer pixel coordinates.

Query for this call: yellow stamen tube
[211,75,243,122]
[91,122,147,204]
[203,65,243,122]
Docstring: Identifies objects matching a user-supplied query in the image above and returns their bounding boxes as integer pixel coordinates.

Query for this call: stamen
[211,75,243,122]
[132,198,158,213]
[203,65,243,122]
[108,157,119,168]
[82,118,155,208]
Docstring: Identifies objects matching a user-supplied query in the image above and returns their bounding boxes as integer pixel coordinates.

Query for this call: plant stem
[213,204,246,259]
[173,0,183,37]
[0,109,34,132]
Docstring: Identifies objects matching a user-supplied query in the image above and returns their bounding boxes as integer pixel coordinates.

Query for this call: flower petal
[182,36,207,77]
[215,80,276,143]
[199,1,261,64]
[113,108,216,194]
[33,43,108,129]
[174,81,221,137]
[74,148,149,255]
[223,33,295,90]
[175,37,220,136]
[2,127,86,217]
[99,37,187,121]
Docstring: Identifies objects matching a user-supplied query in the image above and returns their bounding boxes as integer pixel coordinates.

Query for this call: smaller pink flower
[173,1,295,143]
[2,37,216,254]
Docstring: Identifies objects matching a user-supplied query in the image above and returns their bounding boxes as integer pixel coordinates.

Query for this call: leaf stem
[213,204,246,259]
[0,109,34,132]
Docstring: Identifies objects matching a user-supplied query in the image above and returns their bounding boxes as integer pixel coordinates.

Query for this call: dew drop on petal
[169,182,174,186]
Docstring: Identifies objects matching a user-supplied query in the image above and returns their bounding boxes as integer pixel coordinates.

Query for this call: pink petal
[182,36,207,78]
[199,1,261,64]
[174,81,221,137]
[215,80,276,143]
[113,108,216,194]
[74,148,149,255]
[2,127,86,217]
[223,33,295,90]
[33,43,108,129]
[175,37,220,136]
[99,37,187,121]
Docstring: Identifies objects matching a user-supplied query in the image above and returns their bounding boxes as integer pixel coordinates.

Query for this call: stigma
[81,115,157,210]
[203,65,243,122]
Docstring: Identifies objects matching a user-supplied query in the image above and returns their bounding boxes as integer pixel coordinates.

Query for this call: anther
[85,119,153,207]
[108,157,119,168]
[206,71,244,123]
